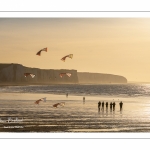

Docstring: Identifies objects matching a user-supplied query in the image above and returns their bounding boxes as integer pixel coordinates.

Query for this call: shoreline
[0,92,150,132]
[1,82,150,87]
[0,92,121,101]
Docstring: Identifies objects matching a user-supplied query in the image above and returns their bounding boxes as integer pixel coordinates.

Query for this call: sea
[0,83,150,132]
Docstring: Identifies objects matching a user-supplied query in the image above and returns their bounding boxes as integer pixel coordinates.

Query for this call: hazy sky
[0,18,150,82]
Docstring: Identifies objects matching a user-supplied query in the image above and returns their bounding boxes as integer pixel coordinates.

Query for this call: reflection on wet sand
[0,93,150,132]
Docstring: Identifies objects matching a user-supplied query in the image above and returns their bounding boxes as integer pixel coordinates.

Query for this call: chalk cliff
[0,63,127,85]
[0,63,78,85]
[77,72,127,84]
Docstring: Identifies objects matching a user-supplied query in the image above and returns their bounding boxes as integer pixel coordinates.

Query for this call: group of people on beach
[98,101,123,112]
[66,93,123,112]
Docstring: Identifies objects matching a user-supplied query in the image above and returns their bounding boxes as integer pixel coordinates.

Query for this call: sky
[0,18,150,82]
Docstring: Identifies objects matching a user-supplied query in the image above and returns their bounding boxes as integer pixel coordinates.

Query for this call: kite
[41,97,46,102]
[59,73,72,78]
[61,54,73,62]
[24,73,36,78]
[53,102,65,108]
[34,97,46,105]
[36,47,47,56]
[59,102,65,106]
[34,99,43,105]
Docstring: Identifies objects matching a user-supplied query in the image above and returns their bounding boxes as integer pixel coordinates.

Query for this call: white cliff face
[0,64,14,82]
[0,64,127,85]
[0,64,79,85]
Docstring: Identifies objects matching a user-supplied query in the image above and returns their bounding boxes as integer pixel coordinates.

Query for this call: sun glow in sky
[1,18,150,82]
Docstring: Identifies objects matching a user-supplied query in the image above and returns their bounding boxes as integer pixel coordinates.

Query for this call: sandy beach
[0,92,150,132]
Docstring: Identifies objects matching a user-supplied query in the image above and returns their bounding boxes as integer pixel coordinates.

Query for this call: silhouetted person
[102,101,104,111]
[106,102,108,110]
[113,102,116,111]
[110,102,113,111]
[119,101,123,111]
[98,101,101,108]
[83,97,85,104]
[66,93,68,98]
[98,101,101,112]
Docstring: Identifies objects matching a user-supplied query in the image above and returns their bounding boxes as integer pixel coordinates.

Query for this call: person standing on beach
[98,101,101,112]
[110,102,113,111]
[66,93,68,98]
[98,101,101,108]
[113,102,116,111]
[83,97,85,104]
[119,101,123,111]
[106,102,108,110]
[102,101,104,111]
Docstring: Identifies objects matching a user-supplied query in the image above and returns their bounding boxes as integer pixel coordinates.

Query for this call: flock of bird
[25,47,73,108]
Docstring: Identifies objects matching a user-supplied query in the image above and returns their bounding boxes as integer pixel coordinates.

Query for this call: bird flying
[53,102,65,108]
[36,47,47,56]
[24,73,35,78]
[34,97,46,105]
[59,73,72,78]
[61,54,73,62]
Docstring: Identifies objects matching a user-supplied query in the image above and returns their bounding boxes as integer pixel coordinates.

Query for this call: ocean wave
[0,84,150,98]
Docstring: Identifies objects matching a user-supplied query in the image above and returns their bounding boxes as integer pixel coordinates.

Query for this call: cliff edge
[77,72,127,84]
[0,63,78,85]
[0,63,127,85]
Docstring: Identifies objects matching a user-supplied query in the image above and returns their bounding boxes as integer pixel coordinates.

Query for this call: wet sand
[0,93,150,132]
